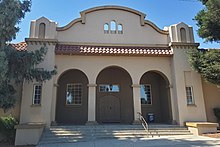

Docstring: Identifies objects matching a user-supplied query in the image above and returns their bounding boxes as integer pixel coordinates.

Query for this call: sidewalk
[37,135,220,147]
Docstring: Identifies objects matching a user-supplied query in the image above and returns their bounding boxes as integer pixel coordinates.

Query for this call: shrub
[0,115,18,143]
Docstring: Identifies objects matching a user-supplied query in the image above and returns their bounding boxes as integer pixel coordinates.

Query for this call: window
[140,84,152,105]
[110,21,116,34]
[66,83,82,105]
[99,84,119,92]
[104,21,123,34]
[39,23,46,38]
[104,23,109,34]
[180,27,186,42]
[186,86,194,105]
[118,24,123,34]
[33,84,42,105]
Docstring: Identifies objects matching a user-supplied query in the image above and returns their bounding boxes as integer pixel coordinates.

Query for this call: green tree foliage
[188,48,220,86]
[0,0,56,112]
[195,0,220,42]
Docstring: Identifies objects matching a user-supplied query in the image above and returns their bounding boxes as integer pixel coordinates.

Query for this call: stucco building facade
[1,5,220,145]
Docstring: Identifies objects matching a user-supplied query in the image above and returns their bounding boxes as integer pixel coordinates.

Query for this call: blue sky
[13,0,220,48]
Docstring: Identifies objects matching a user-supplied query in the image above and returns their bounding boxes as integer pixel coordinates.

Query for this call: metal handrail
[137,112,159,137]
[138,112,149,132]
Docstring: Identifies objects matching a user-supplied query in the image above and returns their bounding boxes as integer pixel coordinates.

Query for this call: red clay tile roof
[11,42,27,51]
[55,44,173,56]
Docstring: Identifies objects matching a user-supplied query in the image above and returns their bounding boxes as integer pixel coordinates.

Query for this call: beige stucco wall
[19,43,55,127]
[202,80,220,122]
[57,9,168,45]
[171,47,207,125]
[54,55,172,85]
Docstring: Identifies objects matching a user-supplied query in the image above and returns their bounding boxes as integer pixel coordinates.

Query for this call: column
[86,84,98,125]
[50,83,59,126]
[132,84,142,124]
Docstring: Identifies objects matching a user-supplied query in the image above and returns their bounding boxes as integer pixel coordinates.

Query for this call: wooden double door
[99,95,120,123]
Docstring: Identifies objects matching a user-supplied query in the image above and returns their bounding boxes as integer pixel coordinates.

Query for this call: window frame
[118,24,123,34]
[99,84,120,93]
[140,84,153,105]
[66,83,83,106]
[104,23,109,34]
[32,83,43,105]
[110,20,117,34]
[186,86,195,105]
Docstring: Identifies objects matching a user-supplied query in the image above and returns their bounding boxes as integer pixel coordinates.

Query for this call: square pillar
[132,84,141,124]
[86,84,98,125]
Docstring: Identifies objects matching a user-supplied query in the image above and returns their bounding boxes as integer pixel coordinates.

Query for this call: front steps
[38,124,192,145]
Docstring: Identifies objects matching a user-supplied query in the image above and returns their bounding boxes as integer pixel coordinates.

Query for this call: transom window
[66,83,82,105]
[33,83,42,105]
[140,84,152,105]
[186,86,194,105]
[99,84,119,92]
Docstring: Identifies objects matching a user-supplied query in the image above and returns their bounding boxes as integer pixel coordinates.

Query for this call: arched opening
[39,23,46,39]
[55,69,88,124]
[96,66,133,124]
[180,27,187,42]
[104,23,109,34]
[118,24,123,34]
[110,20,116,34]
[140,71,172,124]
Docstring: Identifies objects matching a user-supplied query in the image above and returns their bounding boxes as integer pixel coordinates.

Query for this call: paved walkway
[37,135,220,147]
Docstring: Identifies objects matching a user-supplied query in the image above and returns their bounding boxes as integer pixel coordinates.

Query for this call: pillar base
[85,121,98,125]
[171,120,177,125]
[51,121,58,126]
[132,120,141,125]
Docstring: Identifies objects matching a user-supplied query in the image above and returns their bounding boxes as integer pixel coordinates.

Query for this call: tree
[188,48,220,86]
[195,0,220,42]
[187,0,220,87]
[0,0,56,112]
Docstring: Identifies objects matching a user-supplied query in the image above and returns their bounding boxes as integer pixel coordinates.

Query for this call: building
[1,5,220,145]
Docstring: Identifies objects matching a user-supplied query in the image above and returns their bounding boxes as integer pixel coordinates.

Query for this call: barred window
[140,84,152,105]
[66,83,82,105]
[33,84,42,105]
[186,86,194,105]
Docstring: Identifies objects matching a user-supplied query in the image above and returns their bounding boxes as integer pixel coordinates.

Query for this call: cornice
[57,41,169,48]
[169,42,200,48]
[25,38,58,45]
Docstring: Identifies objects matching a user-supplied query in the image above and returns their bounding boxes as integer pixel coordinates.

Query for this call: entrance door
[99,95,120,123]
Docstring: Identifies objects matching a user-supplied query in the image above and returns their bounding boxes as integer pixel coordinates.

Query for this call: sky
[13,0,220,49]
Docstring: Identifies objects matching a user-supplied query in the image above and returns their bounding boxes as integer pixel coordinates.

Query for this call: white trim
[32,83,43,105]
[186,86,195,105]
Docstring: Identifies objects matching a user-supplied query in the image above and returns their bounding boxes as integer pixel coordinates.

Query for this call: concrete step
[38,125,192,145]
